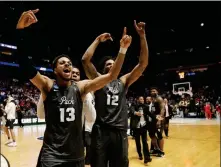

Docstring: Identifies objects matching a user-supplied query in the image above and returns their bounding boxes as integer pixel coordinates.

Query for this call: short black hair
[52,54,72,71]
[150,87,159,92]
[99,56,116,72]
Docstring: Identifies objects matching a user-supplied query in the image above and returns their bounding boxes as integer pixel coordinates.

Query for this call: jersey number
[107,95,119,106]
[60,107,75,122]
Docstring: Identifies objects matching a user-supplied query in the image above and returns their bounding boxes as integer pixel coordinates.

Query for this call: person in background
[163,98,173,138]
[16,105,24,127]
[131,96,152,164]
[4,96,17,147]
[215,103,220,119]
[204,102,212,120]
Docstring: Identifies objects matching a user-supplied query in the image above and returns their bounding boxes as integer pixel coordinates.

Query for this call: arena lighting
[200,23,204,27]
[178,72,185,79]
[0,43,17,49]
[39,67,47,71]
[0,61,53,72]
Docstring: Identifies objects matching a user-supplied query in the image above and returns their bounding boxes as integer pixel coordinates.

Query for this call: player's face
[164,98,168,104]
[150,89,158,97]
[138,96,144,104]
[72,68,80,82]
[54,57,73,81]
[104,59,114,74]
[146,97,152,104]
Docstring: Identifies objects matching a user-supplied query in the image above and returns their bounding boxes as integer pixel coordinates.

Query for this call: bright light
[206,46,209,49]
[178,72,185,79]
[200,23,204,27]
[40,67,46,71]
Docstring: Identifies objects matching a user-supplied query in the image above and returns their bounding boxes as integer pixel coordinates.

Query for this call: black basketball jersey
[94,79,128,131]
[151,96,161,116]
[41,82,84,162]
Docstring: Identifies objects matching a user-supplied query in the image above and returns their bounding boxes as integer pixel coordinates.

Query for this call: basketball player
[82,20,148,167]
[149,87,165,156]
[16,9,130,167]
[37,67,96,166]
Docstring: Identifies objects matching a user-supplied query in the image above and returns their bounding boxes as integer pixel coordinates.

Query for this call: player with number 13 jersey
[42,82,83,162]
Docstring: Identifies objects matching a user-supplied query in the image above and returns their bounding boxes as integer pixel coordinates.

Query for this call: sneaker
[7,142,17,147]
[5,140,12,145]
[150,149,158,155]
[156,150,165,157]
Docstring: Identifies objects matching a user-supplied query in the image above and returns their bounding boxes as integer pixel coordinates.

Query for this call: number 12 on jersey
[107,94,119,106]
[60,107,75,122]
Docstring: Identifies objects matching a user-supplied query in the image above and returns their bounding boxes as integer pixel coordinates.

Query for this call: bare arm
[82,28,130,81]
[81,32,133,96]
[157,96,165,117]
[82,33,113,79]
[120,21,148,88]
[37,94,45,119]
[82,38,101,79]
[80,55,125,96]
[16,9,52,93]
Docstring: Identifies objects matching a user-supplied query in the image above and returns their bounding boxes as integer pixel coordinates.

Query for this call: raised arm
[16,9,51,93]
[120,20,149,88]
[79,32,132,97]
[81,33,113,79]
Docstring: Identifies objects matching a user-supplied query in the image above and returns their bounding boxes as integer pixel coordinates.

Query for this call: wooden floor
[1,119,220,167]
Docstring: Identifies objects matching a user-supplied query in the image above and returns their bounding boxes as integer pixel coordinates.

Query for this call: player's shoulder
[156,96,163,101]
[77,79,90,85]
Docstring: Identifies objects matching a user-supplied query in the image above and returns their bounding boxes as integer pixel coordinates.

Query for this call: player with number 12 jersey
[82,21,149,167]
[95,79,127,130]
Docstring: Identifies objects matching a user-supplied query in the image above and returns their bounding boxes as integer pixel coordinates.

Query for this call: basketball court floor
[1,118,220,167]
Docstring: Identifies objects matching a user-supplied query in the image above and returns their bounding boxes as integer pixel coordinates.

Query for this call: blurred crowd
[0,79,39,118]
[0,78,220,121]
[127,87,221,119]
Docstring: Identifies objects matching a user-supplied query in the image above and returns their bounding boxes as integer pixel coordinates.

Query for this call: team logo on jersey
[60,96,75,105]
[106,81,120,95]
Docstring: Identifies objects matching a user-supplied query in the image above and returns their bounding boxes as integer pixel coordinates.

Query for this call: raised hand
[120,27,132,49]
[96,33,113,42]
[134,20,146,38]
[16,9,39,29]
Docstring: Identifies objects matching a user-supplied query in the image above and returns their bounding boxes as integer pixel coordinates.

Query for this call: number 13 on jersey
[60,107,75,122]
[107,94,119,106]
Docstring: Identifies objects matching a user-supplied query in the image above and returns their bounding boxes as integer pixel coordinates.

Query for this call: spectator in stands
[204,102,212,120]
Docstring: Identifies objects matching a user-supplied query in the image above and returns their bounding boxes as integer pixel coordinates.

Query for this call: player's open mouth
[63,69,71,73]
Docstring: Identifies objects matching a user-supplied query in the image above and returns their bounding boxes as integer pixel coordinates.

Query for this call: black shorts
[147,122,163,140]
[90,124,129,167]
[6,119,15,129]
[36,160,84,167]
